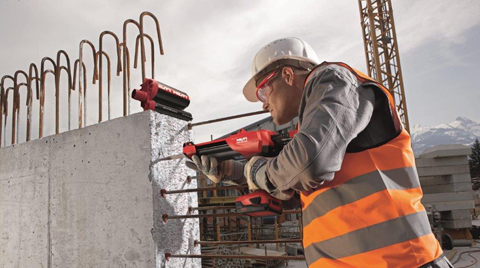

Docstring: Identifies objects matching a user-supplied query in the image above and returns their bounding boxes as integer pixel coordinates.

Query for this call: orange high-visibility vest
[300,62,443,268]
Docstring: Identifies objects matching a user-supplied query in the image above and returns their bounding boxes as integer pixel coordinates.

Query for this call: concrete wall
[0,111,200,268]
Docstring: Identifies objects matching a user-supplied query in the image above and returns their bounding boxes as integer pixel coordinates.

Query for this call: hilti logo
[236,137,248,143]
[159,85,190,100]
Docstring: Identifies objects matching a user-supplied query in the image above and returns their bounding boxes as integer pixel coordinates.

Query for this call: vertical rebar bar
[56,51,72,132]
[122,19,141,116]
[96,51,112,121]
[14,83,30,144]
[28,64,41,142]
[0,75,14,147]
[4,87,14,145]
[78,40,98,128]
[13,71,29,144]
[40,57,57,138]
[39,69,55,138]
[98,31,122,123]
[139,12,164,82]
[134,33,155,79]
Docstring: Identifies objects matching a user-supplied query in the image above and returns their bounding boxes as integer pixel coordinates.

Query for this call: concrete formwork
[0,111,200,268]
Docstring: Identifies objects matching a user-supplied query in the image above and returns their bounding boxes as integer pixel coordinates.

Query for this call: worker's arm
[250,65,376,199]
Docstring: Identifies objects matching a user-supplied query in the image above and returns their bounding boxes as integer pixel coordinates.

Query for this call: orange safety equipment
[300,62,443,267]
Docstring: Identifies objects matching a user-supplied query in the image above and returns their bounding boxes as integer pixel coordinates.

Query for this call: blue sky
[0,0,479,144]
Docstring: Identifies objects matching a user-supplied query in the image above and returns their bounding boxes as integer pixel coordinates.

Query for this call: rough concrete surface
[149,111,201,268]
[0,111,200,268]
[0,137,50,267]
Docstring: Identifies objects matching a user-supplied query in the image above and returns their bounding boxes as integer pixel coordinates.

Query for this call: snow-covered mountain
[411,117,480,156]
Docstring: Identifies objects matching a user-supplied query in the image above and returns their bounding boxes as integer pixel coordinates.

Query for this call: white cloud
[393,0,480,52]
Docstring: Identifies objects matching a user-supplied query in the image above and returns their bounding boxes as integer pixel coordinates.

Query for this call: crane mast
[358,0,410,132]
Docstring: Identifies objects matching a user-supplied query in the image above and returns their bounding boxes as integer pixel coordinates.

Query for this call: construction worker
[191,37,451,267]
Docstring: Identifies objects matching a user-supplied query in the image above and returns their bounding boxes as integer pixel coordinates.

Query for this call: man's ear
[282,67,295,86]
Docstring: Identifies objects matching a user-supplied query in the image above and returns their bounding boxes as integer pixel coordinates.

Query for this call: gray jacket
[254,64,376,201]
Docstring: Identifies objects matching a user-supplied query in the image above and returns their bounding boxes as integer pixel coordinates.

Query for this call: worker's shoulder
[309,62,357,85]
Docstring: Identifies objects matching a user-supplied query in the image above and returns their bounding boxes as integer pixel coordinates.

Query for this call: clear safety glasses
[255,71,279,103]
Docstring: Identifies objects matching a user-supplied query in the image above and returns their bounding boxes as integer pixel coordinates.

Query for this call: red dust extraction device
[132,78,192,121]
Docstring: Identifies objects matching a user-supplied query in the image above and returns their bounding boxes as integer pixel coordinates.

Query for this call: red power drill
[183,129,297,217]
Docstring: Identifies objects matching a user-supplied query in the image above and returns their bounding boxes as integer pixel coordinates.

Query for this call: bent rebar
[134,33,155,79]
[122,19,141,116]
[139,12,164,81]
[72,59,87,129]
[14,82,30,143]
[98,31,122,122]
[95,51,112,120]
[39,57,57,138]
[4,86,15,145]
[28,63,41,102]
[79,40,98,128]
[39,69,56,138]
[1,75,15,147]
[13,71,29,144]
[56,51,73,132]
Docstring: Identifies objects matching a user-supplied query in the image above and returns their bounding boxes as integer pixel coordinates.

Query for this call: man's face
[256,67,302,125]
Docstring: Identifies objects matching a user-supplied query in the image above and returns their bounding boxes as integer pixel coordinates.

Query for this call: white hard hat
[243,37,320,102]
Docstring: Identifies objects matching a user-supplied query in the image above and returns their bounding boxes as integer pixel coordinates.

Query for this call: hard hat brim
[243,77,259,103]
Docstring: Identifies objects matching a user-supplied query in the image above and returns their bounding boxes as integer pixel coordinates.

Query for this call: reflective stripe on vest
[300,62,443,267]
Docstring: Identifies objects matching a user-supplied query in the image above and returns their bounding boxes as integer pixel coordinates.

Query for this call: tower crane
[358,0,410,132]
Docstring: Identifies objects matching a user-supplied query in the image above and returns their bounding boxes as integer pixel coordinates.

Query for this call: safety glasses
[255,70,279,103]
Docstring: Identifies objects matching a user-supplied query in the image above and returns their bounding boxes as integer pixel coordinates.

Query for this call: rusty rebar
[1,75,15,147]
[0,83,2,147]
[98,31,122,122]
[189,110,269,129]
[39,57,57,138]
[134,33,155,79]
[160,185,247,197]
[96,51,112,121]
[139,12,164,82]
[14,82,30,144]
[122,19,141,116]
[28,63,41,102]
[14,71,29,144]
[163,210,301,222]
[39,70,56,138]
[3,86,15,146]
[79,40,98,128]
[190,206,237,211]
[72,59,87,131]
[119,43,131,118]
[56,51,73,132]
[165,253,305,261]
[28,63,41,141]
[194,239,302,246]
[163,212,247,221]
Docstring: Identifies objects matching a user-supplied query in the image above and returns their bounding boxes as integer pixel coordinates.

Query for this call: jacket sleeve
[255,65,376,200]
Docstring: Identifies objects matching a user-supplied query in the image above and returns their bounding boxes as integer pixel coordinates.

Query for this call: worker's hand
[244,156,269,192]
[190,155,246,184]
